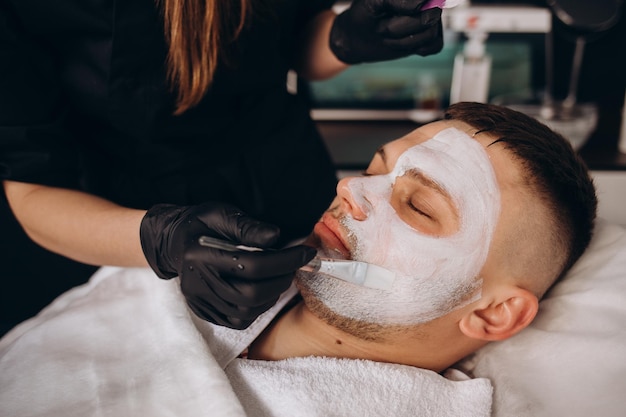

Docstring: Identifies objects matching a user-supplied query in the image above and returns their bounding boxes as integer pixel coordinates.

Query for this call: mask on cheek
[299,127,501,326]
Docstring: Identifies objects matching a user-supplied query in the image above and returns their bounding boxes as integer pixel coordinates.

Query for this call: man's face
[296,120,511,327]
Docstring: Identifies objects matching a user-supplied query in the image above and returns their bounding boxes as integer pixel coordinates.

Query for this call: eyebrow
[377,145,452,197]
[377,144,457,219]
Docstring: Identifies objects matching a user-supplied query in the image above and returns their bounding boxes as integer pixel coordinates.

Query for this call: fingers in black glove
[192,204,282,249]
[140,202,317,329]
[330,0,443,64]
[180,243,316,329]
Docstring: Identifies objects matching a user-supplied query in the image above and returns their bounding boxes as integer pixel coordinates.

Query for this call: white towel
[0,266,493,417]
[226,357,492,417]
[0,267,246,417]
[191,284,494,417]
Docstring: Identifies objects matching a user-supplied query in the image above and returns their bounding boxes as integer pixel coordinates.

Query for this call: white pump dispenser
[450,31,491,103]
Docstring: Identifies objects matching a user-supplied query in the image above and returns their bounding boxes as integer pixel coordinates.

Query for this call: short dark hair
[444,102,597,287]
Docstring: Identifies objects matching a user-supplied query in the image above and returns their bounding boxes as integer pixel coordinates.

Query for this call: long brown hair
[158,0,250,115]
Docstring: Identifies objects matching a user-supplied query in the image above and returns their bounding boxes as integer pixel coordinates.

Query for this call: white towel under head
[0,266,493,417]
[226,356,492,417]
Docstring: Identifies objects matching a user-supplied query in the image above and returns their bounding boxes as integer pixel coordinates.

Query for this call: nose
[336,177,368,221]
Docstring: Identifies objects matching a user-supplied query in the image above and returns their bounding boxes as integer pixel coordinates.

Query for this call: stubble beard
[294,274,424,343]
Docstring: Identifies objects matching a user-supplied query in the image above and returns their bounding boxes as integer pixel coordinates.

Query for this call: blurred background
[309,0,625,171]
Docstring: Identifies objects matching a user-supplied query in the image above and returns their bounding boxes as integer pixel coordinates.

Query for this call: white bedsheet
[456,219,626,416]
[0,266,492,417]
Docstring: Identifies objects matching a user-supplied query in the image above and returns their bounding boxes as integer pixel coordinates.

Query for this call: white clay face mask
[298,127,501,325]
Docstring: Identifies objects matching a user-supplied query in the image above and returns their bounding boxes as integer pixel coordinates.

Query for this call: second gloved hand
[140,202,317,329]
[329,0,443,64]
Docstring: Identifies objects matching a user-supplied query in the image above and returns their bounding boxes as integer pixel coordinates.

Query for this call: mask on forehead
[299,127,501,325]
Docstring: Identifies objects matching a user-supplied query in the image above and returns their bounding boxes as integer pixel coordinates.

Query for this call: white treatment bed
[0,172,625,417]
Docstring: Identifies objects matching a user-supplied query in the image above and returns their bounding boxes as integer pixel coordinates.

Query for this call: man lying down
[0,102,597,417]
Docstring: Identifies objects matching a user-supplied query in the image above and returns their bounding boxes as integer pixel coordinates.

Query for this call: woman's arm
[293,9,348,81]
[3,180,148,267]
[1,4,145,268]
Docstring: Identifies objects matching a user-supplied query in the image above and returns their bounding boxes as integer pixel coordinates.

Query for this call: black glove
[140,202,317,329]
[329,0,443,64]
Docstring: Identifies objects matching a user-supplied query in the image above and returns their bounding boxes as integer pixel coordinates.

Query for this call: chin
[294,275,390,342]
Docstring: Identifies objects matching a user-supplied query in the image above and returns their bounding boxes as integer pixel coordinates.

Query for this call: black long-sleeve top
[0,0,338,242]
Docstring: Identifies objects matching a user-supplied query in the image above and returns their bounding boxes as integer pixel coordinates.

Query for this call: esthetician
[0,0,443,329]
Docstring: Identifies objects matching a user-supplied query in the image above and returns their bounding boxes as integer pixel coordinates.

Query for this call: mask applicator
[198,236,395,291]
[420,0,465,10]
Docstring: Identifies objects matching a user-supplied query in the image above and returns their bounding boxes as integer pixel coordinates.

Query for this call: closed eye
[391,170,458,236]
[408,199,432,219]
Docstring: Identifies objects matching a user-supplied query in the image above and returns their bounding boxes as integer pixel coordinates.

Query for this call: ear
[459,287,539,342]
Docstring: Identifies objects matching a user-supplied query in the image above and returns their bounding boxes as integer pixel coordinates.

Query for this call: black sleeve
[0,1,81,189]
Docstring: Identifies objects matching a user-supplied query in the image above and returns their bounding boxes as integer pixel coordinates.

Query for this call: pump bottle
[450,31,491,103]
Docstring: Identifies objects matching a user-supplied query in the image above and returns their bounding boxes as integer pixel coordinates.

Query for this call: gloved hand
[140,202,317,329]
[329,0,443,64]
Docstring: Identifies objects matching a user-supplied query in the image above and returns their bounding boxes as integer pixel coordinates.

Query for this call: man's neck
[247,302,343,361]
[245,301,465,371]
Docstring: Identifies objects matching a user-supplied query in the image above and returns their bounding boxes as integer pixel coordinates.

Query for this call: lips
[313,212,351,258]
